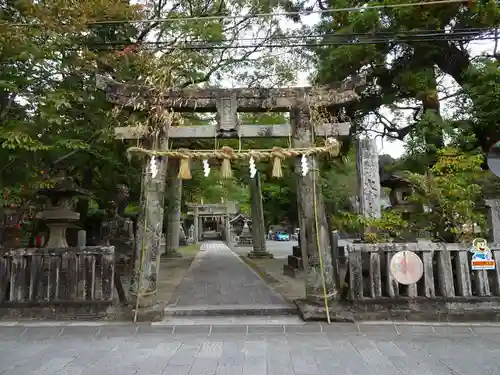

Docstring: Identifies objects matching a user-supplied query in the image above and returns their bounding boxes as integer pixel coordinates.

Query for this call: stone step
[152,316,331,334]
[153,315,305,327]
[287,255,303,269]
[164,304,297,317]
[283,264,303,278]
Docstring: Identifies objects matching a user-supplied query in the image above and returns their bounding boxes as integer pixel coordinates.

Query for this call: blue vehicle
[274,231,290,241]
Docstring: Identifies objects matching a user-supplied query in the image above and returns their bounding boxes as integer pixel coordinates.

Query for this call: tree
[311,0,499,156]
[399,147,486,242]
[0,0,143,237]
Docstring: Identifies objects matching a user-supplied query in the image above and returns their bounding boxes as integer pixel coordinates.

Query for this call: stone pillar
[291,104,340,320]
[356,138,381,220]
[130,150,167,303]
[485,199,500,244]
[355,138,382,307]
[225,215,231,243]
[248,171,273,258]
[298,201,308,265]
[198,216,203,241]
[77,230,86,248]
[165,159,182,258]
[193,211,199,244]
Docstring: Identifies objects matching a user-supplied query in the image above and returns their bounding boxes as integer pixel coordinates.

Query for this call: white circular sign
[389,250,423,285]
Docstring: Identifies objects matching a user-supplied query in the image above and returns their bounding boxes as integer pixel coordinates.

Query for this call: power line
[88,35,496,51]
[9,25,490,52]
[21,28,488,50]
[6,0,471,27]
[245,29,490,43]
[86,0,474,25]
[120,28,490,44]
[82,29,494,49]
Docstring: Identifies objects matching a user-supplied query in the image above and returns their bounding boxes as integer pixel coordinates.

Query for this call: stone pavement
[1,322,500,374]
[231,240,298,259]
[166,242,291,315]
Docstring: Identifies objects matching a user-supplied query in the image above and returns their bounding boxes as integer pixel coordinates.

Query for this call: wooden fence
[345,243,500,301]
[0,246,115,306]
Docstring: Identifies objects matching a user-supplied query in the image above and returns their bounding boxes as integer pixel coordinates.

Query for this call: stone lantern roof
[378,154,408,189]
[229,213,251,225]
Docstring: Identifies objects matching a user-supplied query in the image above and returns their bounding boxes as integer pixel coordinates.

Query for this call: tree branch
[391,104,419,111]
[179,20,278,88]
[439,90,462,101]
[317,0,328,10]
[136,2,182,44]
[494,28,499,61]
[0,93,16,121]
[372,110,416,140]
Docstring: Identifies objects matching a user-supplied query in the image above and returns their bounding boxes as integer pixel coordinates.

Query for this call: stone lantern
[237,219,253,247]
[381,173,422,242]
[37,168,89,248]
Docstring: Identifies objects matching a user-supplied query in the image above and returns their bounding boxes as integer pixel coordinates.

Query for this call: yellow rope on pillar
[312,166,331,324]
[311,125,332,323]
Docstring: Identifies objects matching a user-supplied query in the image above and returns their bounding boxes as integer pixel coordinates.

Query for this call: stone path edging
[2,320,500,334]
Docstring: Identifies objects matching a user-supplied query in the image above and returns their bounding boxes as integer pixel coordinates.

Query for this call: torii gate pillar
[130,135,168,304]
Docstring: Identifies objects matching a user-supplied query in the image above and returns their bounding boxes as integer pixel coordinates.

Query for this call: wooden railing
[344,243,500,300]
[0,246,115,305]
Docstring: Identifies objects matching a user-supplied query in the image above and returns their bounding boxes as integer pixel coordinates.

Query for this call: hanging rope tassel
[271,147,286,178]
[220,146,233,179]
[126,151,133,163]
[326,137,341,157]
[177,151,192,180]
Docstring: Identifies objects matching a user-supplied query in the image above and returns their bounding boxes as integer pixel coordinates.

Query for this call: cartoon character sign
[470,238,496,270]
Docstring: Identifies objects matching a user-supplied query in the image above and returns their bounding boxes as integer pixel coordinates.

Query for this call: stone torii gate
[186,202,238,243]
[96,74,360,316]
